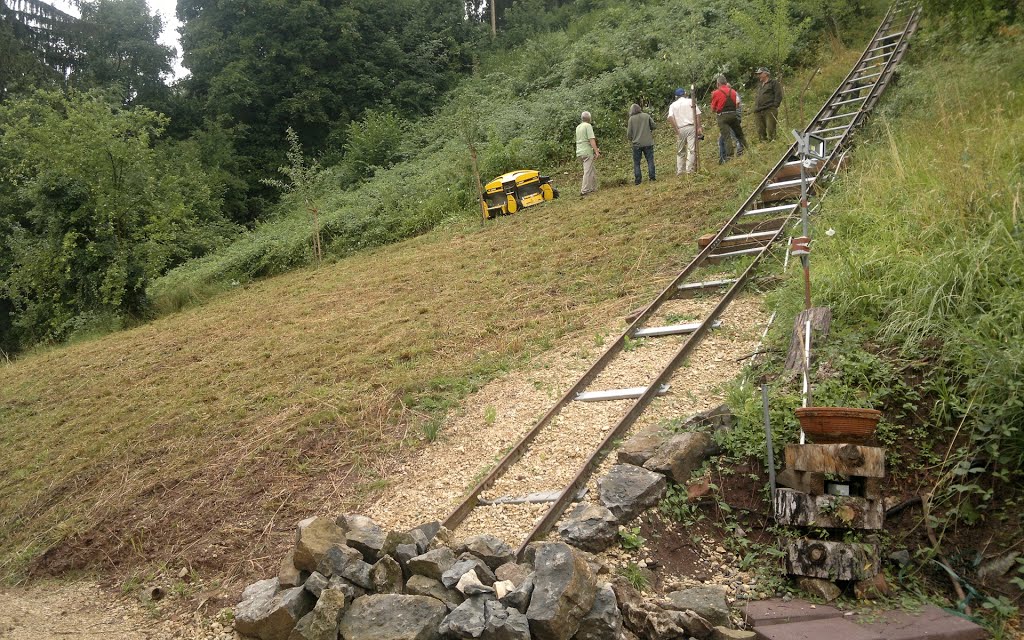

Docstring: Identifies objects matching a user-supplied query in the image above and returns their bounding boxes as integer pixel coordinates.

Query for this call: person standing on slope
[711,75,746,163]
[753,67,784,142]
[576,111,601,196]
[626,103,657,185]
[666,88,702,175]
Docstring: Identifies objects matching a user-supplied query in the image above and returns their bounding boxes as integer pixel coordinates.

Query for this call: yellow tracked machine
[482,170,559,220]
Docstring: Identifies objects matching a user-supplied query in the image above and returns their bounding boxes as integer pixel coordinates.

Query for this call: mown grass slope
[0,24,875,585]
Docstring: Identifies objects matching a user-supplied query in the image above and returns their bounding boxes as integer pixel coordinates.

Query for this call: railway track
[442,1,922,557]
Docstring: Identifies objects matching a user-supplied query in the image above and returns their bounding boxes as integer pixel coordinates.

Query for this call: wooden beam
[784,538,880,581]
[776,469,825,495]
[785,443,885,478]
[774,488,884,530]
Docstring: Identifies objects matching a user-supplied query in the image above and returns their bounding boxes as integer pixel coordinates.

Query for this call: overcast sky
[49,0,187,80]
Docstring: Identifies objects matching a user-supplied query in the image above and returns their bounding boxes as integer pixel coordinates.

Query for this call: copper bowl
[795,407,882,444]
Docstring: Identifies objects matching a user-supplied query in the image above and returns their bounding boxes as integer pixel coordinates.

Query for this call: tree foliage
[0,90,235,351]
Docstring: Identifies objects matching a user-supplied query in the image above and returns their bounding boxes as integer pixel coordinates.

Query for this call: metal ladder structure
[443,1,923,558]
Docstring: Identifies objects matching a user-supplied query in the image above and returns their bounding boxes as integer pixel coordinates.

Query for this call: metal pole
[799,145,812,310]
[762,384,777,516]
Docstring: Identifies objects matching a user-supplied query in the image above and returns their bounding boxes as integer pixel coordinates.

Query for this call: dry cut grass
[0,42,866,587]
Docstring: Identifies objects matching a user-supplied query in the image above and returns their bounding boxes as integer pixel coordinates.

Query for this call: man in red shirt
[710,75,746,163]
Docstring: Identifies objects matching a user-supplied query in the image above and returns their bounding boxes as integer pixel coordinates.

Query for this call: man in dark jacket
[753,67,784,142]
[626,103,656,184]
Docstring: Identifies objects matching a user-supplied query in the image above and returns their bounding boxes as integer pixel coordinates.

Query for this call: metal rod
[762,384,777,517]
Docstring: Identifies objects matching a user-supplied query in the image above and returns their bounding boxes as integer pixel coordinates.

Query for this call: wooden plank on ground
[785,443,885,478]
[784,538,880,581]
[774,488,884,530]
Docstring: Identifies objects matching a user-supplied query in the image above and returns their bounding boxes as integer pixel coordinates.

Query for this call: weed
[483,406,497,426]
[623,336,645,352]
[619,563,649,592]
[618,526,646,551]
[659,484,705,525]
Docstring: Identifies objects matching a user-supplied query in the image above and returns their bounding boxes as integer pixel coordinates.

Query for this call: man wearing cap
[666,88,702,175]
[753,67,784,142]
[710,75,746,163]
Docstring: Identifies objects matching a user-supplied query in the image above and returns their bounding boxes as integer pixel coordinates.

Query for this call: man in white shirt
[666,88,703,175]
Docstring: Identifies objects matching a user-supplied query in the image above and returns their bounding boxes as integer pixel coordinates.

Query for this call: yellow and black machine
[481,170,559,220]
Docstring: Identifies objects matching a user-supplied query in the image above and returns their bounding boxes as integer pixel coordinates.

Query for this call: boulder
[288,587,347,640]
[853,573,891,599]
[242,578,280,602]
[495,563,532,588]
[500,574,534,614]
[456,535,515,570]
[443,555,497,589]
[485,599,532,640]
[525,543,597,640]
[411,521,442,549]
[372,554,404,594]
[338,594,447,640]
[410,548,458,581]
[598,465,667,523]
[643,433,712,484]
[341,515,386,563]
[617,425,669,467]
[665,586,730,628]
[457,570,495,596]
[409,529,431,555]
[381,531,418,559]
[573,583,621,640]
[294,517,349,572]
[406,574,464,609]
[236,580,315,640]
[303,572,329,598]
[611,578,712,640]
[438,594,492,638]
[327,576,366,604]
[428,527,457,551]
[557,504,619,552]
[279,549,308,588]
[493,580,516,600]
[796,576,841,602]
[317,545,374,590]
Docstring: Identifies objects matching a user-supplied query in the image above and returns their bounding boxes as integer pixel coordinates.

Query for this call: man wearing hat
[753,67,784,142]
[666,87,702,175]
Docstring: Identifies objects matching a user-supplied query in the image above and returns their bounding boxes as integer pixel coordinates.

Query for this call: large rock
[235,579,315,640]
[338,594,447,640]
[500,574,534,614]
[443,554,497,588]
[327,576,366,604]
[597,465,667,523]
[406,574,464,609]
[341,515,386,563]
[428,527,457,551]
[711,628,756,640]
[665,586,730,628]
[372,554,405,594]
[456,535,515,570]
[495,563,532,588]
[410,547,458,581]
[294,517,348,572]
[485,599,532,640]
[557,504,619,552]
[279,549,308,588]
[617,425,669,467]
[643,432,712,483]
[317,544,374,589]
[525,542,597,640]
[410,521,442,551]
[611,578,712,640]
[289,587,347,640]
[438,594,492,638]
[573,583,621,640]
[796,576,841,602]
[303,572,329,598]
[381,531,418,559]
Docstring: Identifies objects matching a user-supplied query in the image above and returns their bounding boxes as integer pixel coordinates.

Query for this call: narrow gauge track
[443,1,922,557]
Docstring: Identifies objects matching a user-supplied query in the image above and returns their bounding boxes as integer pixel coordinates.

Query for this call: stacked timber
[775,442,887,596]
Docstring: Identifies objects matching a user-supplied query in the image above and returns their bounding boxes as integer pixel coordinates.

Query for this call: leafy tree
[0,90,234,350]
[261,127,327,265]
[922,0,1021,37]
[339,109,405,185]
[68,0,175,108]
[730,0,811,77]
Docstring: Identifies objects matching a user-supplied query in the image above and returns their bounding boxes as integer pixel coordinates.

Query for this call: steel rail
[442,2,922,544]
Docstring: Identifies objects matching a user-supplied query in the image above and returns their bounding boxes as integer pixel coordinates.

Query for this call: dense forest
[0,0,1020,356]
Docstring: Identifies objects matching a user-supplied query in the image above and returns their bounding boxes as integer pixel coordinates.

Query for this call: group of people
[574,68,784,195]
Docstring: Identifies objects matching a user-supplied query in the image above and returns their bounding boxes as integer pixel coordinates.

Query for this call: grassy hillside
[0,26,883,584]
[149,0,885,310]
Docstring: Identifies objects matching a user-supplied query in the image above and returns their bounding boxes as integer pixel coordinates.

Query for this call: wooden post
[490,0,496,39]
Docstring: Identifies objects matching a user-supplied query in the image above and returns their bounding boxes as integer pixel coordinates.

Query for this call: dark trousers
[755,107,779,141]
[632,145,655,184]
[716,111,746,162]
